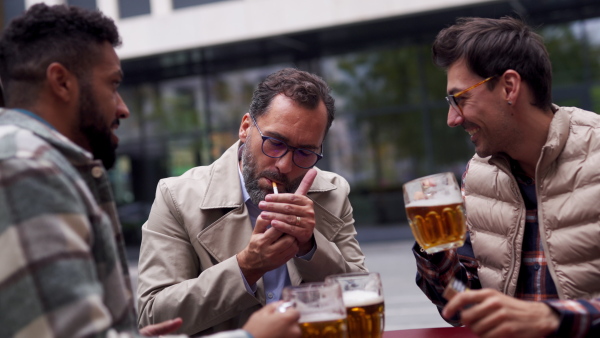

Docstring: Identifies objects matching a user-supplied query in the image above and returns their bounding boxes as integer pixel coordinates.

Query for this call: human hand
[243,302,301,338]
[139,318,183,336]
[260,169,317,255]
[442,288,559,338]
[237,214,299,285]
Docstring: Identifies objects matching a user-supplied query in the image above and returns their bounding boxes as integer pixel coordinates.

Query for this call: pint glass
[325,272,384,338]
[282,282,348,338]
[403,172,466,254]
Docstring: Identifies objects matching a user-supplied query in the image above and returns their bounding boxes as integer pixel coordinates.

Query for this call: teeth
[467,129,478,136]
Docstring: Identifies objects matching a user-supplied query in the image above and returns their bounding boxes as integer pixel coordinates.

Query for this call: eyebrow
[263,130,321,151]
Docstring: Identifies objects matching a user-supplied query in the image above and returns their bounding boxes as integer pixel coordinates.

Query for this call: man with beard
[0,4,301,338]
[137,68,367,336]
[413,17,600,338]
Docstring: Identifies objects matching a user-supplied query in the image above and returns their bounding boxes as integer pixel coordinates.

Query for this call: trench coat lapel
[196,142,252,263]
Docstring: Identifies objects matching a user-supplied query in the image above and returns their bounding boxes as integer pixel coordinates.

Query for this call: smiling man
[413,17,600,338]
[137,68,367,336]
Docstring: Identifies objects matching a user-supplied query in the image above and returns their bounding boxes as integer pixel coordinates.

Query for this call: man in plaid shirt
[0,4,300,338]
[413,17,600,338]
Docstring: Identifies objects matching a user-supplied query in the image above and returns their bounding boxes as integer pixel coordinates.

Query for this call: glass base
[424,240,464,254]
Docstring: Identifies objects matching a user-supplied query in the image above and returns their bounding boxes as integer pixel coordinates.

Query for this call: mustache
[260,171,289,186]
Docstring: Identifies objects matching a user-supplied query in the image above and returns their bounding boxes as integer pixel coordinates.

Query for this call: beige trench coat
[137,141,367,336]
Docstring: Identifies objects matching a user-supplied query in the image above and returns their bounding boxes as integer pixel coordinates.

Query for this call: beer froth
[342,290,383,308]
[405,195,463,208]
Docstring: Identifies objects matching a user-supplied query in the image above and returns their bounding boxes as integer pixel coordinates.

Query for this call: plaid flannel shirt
[0,109,143,337]
[0,109,261,338]
[414,163,600,338]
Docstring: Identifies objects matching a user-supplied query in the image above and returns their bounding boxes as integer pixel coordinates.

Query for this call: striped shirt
[414,164,600,337]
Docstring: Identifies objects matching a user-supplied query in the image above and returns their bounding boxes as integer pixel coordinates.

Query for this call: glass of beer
[403,172,466,254]
[325,272,384,338]
[281,282,348,338]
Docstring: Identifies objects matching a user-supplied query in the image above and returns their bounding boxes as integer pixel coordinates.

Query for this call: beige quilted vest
[463,106,600,300]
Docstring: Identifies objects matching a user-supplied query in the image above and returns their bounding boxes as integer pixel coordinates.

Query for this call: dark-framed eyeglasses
[250,115,323,169]
[445,76,495,115]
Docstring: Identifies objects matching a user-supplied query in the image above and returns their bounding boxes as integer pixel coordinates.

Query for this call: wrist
[297,236,315,256]
[236,252,263,285]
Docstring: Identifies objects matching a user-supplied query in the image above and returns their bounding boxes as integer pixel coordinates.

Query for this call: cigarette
[272,181,279,194]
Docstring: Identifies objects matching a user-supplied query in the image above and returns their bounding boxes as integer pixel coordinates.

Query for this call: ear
[501,69,521,104]
[46,62,78,103]
[239,113,251,142]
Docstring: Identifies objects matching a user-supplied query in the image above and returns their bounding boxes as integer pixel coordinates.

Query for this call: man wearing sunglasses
[137,68,367,336]
[414,17,600,338]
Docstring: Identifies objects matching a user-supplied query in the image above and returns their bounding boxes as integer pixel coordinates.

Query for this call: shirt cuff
[543,299,591,338]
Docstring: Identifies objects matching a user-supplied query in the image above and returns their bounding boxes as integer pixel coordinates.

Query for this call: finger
[139,318,183,336]
[443,289,482,319]
[295,168,317,196]
[270,219,309,240]
[272,235,299,256]
[253,214,272,234]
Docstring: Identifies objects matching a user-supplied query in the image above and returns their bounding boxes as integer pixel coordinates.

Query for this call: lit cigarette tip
[272,181,278,194]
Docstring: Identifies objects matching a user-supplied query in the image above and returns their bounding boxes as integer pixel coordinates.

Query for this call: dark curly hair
[0,3,121,107]
[433,16,552,111]
[249,68,335,138]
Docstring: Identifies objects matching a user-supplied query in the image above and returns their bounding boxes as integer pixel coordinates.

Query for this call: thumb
[294,168,317,196]
[253,214,270,234]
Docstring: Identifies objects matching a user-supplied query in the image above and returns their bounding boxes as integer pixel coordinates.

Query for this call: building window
[66,0,97,11]
[118,0,151,18]
[173,0,229,10]
[3,0,26,28]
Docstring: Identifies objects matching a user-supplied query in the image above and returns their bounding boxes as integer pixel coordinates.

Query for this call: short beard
[78,81,118,169]
[241,137,304,205]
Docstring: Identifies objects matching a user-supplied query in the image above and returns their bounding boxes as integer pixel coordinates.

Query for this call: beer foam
[342,290,384,308]
[405,196,463,208]
[300,312,345,323]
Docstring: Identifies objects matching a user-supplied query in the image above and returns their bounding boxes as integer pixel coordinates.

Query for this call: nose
[116,93,130,119]
[275,150,294,174]
[447,106,463,128]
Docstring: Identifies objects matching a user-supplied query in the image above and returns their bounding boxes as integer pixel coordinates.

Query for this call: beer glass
[325,272,384,338]
[281,282,348,338]
[403,172,466,254]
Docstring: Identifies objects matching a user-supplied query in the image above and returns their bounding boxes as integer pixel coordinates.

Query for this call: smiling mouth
[466,129,479,136]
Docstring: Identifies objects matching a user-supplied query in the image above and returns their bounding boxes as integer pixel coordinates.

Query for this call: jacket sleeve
[292,176,367,281]
[413,233,481,326]
[543,298,600,337]
[136,180,261,335]
[0,153,144,338]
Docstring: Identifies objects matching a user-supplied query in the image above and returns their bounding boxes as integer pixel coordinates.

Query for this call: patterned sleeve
[412,233,481,325]
[0,143,141,337]
[412,161,481,325]
[543,298,600,338]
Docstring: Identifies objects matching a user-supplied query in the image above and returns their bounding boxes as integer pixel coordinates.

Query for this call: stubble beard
[78,81,118,169]
[241,136,304,205]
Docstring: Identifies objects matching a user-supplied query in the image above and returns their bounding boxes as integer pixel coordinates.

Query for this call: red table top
[383,326,477,338]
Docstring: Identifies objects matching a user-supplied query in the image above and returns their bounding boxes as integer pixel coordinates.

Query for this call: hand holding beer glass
[403,172,467,254]
[325,272,384,338]
[280,282,348,338]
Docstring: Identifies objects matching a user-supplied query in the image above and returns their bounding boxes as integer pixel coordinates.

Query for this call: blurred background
[3,0,600,241]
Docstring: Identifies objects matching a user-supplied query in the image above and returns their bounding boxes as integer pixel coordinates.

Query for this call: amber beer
[403,172,466,254]
[343,290,384,338]
[405,198,466,254]
[282,282,348,338]
[299,313,348,338]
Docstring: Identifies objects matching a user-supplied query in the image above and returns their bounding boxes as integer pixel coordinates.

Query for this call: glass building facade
[5,1,600,241]
[111,0,600,239]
